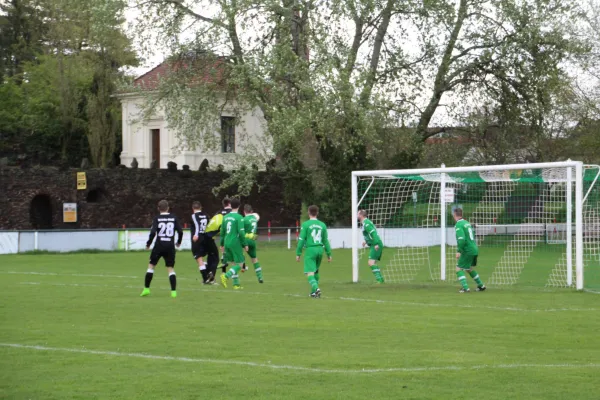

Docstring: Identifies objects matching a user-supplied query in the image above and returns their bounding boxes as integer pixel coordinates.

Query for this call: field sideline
[1,246,600,399]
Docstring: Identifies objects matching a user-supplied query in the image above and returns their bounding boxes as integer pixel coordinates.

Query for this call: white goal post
[351,161,600,290]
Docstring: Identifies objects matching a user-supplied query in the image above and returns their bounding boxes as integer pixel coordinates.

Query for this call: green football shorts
[457,254,478,269]
[224,243,245,264]
[246,240,257,259]
[303,247,324,274]
[369,244,383,261]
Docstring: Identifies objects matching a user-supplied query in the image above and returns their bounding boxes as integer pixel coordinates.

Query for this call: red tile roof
[133,56,229,90]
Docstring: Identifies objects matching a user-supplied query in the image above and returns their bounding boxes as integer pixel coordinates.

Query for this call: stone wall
[0,166,300,230]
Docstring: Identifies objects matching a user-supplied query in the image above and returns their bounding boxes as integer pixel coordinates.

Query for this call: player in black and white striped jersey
[191,201,212,283]
[140,200,183,298]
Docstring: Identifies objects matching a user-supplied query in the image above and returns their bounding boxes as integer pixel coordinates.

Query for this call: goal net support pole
[351,172,359,283]
[566,164,572,287]
[440,164,447,281]
[351,161,587,290]
[575,162,583,290]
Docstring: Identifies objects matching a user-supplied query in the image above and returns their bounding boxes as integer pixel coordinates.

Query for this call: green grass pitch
[1,245,600,399]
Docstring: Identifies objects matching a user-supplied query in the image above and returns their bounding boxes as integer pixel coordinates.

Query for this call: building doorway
[151,129,160,168]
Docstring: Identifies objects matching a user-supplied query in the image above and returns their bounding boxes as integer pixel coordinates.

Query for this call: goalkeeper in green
[453,208,486,293]
[296,205,332,298]
[242,204,263,283]
[219,198,248,290]
[358,210,384,283]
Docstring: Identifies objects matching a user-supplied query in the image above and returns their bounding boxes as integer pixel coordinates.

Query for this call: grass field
[2,244,600,399]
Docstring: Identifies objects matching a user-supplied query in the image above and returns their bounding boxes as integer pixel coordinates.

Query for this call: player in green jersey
[296,205,332,298]
[453,208,486,293]
[242,204,263,283]
[358,210,384,283]
[219,198,248,289]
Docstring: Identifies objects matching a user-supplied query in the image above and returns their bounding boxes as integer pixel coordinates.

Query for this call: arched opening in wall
[30,194,53,229]
[86,188,106,203]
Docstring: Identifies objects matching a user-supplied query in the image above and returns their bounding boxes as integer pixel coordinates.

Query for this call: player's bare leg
[140,264,155,296]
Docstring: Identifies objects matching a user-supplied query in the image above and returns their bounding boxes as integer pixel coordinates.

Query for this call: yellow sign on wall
[63,203,77,223]
[77,172,87,190]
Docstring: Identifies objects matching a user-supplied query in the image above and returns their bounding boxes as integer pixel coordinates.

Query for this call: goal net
[351,162,600,291]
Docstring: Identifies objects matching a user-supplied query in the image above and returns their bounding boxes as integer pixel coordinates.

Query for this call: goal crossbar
[352,161,581,178]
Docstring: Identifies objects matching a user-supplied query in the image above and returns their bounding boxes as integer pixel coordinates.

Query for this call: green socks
[225,265,241,278]
[307,275,319,293]
[225,265,242,286]
[469,269,484,287]
[254,262,263,280]
[314,272,320,283]
[370,265,384,283]
[456,270,469,290]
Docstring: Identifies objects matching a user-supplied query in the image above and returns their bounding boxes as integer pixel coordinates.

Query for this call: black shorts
[192,240,208,259]
[202,237,219,257]
[150,247,176,267]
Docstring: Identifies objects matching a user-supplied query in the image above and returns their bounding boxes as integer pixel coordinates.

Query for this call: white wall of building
[119,95,270,170]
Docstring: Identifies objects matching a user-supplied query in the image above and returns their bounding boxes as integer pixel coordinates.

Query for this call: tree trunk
[359,0,394,107]
[415,0,468,140]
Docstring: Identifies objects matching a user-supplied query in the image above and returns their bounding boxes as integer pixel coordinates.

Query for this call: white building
[118,59,269,169]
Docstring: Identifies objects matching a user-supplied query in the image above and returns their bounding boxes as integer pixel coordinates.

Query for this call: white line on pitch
[6,271,138,279]
[15,281,599,313]
[1,343,599,374]
[336,296,599,312]
[4,271,199,281]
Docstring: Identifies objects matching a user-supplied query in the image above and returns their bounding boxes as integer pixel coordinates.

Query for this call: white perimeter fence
[0,228,302,254]
[0,224,575,255]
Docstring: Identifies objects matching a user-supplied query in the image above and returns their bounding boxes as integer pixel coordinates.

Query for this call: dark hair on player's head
[192,201,202,210]
[222,197,231,207]
[230,198,241,209]
[308,205,319,217]
[453,208,463,217]
[244,204,253,213]
[358,209,368,218]
[158,200,169,212]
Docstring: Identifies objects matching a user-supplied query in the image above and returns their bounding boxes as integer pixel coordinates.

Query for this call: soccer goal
[351,161,600,291]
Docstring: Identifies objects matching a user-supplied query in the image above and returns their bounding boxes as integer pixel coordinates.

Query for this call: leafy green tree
[0,81,25,156]
[129,0,412,221]
[411,0,586,142]
[20,54,91,165]
[0,0,46,82]
[0,0,137,166]
[84,0,137,167]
